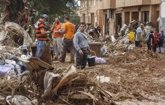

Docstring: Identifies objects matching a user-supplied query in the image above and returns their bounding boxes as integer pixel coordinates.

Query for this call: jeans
[53,38,63,58]
[147,41,152,50]
[76,47,89,69]
[135,41,141,47]
[158,43,163,53]
[35,40,46,58]
[60,38,75,62]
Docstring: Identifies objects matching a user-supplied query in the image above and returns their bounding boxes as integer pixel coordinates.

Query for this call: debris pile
[108,47,160,65]
[24,58,116,105]
[0,22,32,47]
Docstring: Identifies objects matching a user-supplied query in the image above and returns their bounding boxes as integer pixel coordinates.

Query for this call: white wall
[160,1,165,18]
[160,1,165,32]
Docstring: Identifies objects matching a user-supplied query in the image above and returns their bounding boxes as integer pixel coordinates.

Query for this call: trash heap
[108,47,160,66]
[0,22,32,47]
[25,57,117,105]
[0,56,116,105]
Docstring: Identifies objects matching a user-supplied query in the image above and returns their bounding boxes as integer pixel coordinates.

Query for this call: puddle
[96,75,110,83]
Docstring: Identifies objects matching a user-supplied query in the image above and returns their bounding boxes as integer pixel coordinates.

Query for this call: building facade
[78,0,161,35]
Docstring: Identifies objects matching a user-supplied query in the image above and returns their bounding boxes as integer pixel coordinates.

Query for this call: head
[140,23,144,29]
[40,14,48,21]
[161,31,164,34]
[55,17,60,23]
[64,17,70,22]
[79,22,86,32]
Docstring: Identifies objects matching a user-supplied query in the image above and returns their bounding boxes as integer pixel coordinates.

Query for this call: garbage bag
[6,95,32,105]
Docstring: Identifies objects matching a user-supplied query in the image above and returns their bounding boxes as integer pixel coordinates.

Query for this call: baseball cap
[41,14,48,19]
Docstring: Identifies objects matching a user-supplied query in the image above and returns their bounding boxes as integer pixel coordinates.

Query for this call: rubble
[25,58,117,105]
[0,40,165,105]
[0,22,32,47]
[0,20,165,105]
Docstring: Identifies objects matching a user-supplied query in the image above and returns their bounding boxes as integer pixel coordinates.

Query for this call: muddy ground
[52,48,165,105]
[1,47,165,105]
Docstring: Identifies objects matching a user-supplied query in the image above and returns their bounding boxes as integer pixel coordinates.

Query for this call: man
[35,14,49,58]
[158,31,164,53]
[135,24,143,47]
[51,18,63,60]
[73,22,90,69]
[146,30,154,51]
[57,17,75,63]
[153,29,159,52]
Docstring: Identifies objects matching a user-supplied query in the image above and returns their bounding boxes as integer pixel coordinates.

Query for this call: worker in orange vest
[55,17,75,63]
[51,18,63,60]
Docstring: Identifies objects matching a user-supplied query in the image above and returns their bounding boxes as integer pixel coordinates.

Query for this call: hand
[88,48,91,53]
[54,31,59,34]
[79,50,83,56]
[47,31,51,34]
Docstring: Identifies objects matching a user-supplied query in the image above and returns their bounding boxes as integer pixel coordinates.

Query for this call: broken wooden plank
[78,91,98,102]
[29,57,53,70]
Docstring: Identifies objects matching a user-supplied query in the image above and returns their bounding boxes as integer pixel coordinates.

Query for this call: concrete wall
[116,0,159,7]
[116,0,125,8]
[151,0,161,4]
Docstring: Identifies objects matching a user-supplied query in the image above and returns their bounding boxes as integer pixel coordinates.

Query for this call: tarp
[0,64,15,77]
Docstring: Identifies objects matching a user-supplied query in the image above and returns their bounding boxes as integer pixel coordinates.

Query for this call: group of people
[127,22,164,53]
[34,14,91,69]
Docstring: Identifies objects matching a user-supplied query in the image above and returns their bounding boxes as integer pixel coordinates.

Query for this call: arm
[39,23,48,35]
[51,22,55,31]
[73,33,81,52]
[57,28,65,34]
[40,28,47,35]
[55,23,66,34]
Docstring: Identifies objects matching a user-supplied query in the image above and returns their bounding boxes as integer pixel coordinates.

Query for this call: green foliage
[30,0,77,16]
[30,0,80,23]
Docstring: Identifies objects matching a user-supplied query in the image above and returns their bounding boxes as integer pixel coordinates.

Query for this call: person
[153,29,159,52]
[56,17,75,63]
[73,22,90,69]
[125,28,135,51]
[158,31,164,53]
[146,30,154,51]
[35,14,49,58]
[51,18,63,60]
[128,29,135,44]
[135,24,143,47]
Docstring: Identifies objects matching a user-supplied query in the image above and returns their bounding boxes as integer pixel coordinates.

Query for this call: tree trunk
[1,0,30,26]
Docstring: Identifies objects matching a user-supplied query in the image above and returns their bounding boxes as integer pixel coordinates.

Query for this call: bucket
[88,56,95,67]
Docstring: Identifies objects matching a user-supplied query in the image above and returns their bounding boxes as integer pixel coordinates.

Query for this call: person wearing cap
[55,17,75,63]
[51,18,63,60]
[35,14,49,58]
